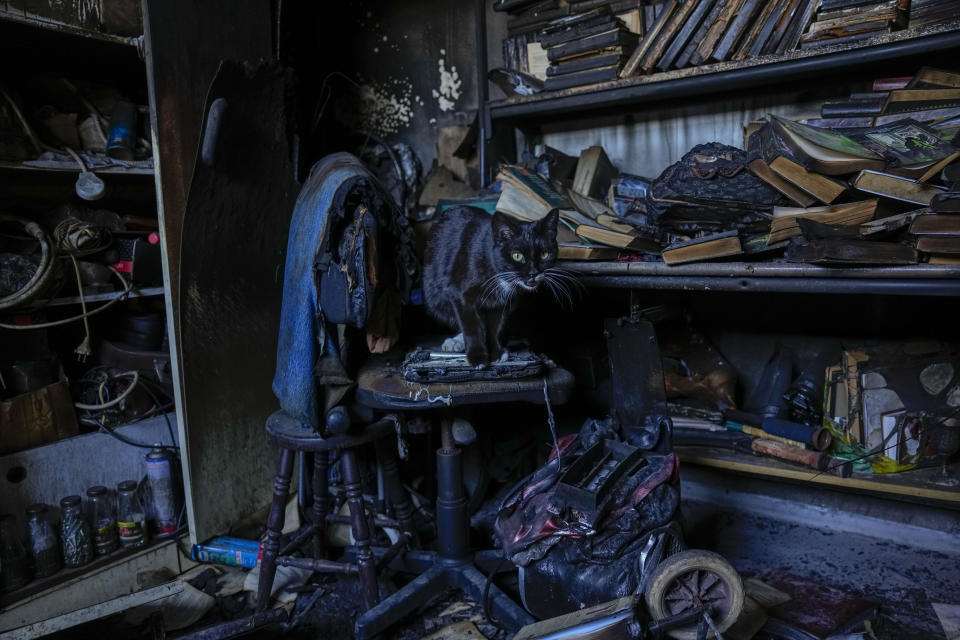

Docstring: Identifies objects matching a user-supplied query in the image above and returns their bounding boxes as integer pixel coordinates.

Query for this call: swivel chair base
[354,420,534,639]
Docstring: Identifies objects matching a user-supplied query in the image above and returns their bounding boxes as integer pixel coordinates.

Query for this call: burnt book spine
[747,0,793,58]
[658,0,718,70]
[544,64,620,91]
[547,29,638,61]
[547,52,626,75]
[640,0,699,73]
[710,0,764,61]
[762,0,803,55]
[539,17,621,47]
[676,0,727,67]
[777,0,818,53]
[691,0,740,65]
[733,0,782,61]
[821,97,888,117]
[621,0,678,76]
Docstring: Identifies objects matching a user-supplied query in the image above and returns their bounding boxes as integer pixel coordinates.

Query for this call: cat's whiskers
[478,271,519,307]
[541,268,582,308]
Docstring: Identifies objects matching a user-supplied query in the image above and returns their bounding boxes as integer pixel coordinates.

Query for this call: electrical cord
[0,215,57,311]
[0,265,132,329]
[482,555,510,634]
[75,370,138,410]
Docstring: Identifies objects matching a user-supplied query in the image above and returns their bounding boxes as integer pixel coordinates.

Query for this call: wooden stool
[255,411,416,612]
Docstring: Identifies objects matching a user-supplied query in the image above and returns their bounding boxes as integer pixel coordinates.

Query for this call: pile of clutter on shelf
[1,76,153,173]
[1,77,168,454]
[482,65,960,265]
[491,0,960,95]
[647,305,960,477]
[0,446,183,594]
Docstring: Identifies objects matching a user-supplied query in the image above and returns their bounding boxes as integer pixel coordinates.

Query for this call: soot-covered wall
[284,0,480,179]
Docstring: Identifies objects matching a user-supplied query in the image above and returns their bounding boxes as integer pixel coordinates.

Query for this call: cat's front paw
[441,333,465,353]
[466,346,489,367]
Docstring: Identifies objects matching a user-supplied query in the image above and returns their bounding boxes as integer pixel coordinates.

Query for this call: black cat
[423,205,576,366]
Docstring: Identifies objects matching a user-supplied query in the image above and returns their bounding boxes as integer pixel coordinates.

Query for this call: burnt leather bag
[319,204,380,328]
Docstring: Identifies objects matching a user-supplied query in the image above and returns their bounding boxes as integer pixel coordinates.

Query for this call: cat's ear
[492,212,519,244]
[536,208,560,238]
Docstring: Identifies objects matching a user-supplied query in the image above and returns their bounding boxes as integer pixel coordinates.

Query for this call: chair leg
[312,450,330,559]
[256,447,295,612]
[341,448,380,609]
[374,435,417,542]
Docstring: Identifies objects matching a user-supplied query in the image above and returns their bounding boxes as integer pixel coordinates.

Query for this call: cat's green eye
[511,251,524,262]
[540,251,551,260]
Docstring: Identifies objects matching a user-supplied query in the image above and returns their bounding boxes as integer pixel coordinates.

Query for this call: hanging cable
[0,265,132,329]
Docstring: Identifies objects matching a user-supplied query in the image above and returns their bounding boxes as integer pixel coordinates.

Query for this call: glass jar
[60,495,93,568]
[86,486,119,555]
[25,504,60,578]
[0,513,31,592]
[116,480,147,549]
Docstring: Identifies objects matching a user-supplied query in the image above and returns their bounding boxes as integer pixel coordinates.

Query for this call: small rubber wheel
[644,549,744,640]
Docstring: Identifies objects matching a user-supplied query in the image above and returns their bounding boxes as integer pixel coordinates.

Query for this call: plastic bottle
[25,504,60,578]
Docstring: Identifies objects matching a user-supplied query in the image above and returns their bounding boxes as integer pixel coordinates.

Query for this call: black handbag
[645,142,785,231]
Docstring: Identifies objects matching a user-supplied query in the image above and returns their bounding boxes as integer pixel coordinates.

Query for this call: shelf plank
[489,22,960,120]
[42,285,165,308]
[677,446,960,505]
[0,9,139,47]
[560,260,960,295]
[0,160,154,176]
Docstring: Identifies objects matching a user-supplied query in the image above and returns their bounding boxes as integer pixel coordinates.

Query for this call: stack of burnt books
[909,0,960,28]
[541,8,640,90]
[619,0,824,76]
[799,0,907,50]
[495,1,643,85]
[803,67,960,137]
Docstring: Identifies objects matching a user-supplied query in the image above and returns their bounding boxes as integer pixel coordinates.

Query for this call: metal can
[145,446,180,537]
[106,99,137,161]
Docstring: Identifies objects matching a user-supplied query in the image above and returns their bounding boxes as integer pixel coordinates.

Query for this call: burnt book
[801,18,892,43]
[821,93,889,117]
[800,30,884,50]
[787,238,919,265]
[761,0,804,55]
[540,5,611,32]
[915,236,960,254]
[909,213,960,235]
[816,0,896,21]
[908,67,960,90]
[546,28,640,62]
[573,145,618,198]
[802,116,876,128]
[508,4,570,34]
[770,114,887,175]
[757,122,849,203]
[819,0,884,10]
[852,169,948,205]
[638,0,700,74]
[662,230,743,265]
[539,14,621,47]
[557,242,620,260]
[657,0,719,71]
[776,0,819,53]
[746,132,817,206]
[710,0,766,62]
[495,0,556,13]
[840,118,960,182]
[732,0,786,61]
[547,51,629,76]
[884,89,960,114]
[873,75,912,91]
[621,0,678,76]
[544,64,621,90]
[690,0,741,65]
[768,199,879,243]
[676,0,728,67]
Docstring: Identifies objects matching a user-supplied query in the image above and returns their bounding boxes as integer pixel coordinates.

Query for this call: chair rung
[277,555,358,574]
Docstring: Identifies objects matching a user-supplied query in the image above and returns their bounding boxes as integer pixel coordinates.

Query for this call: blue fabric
[272,153,372,429]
